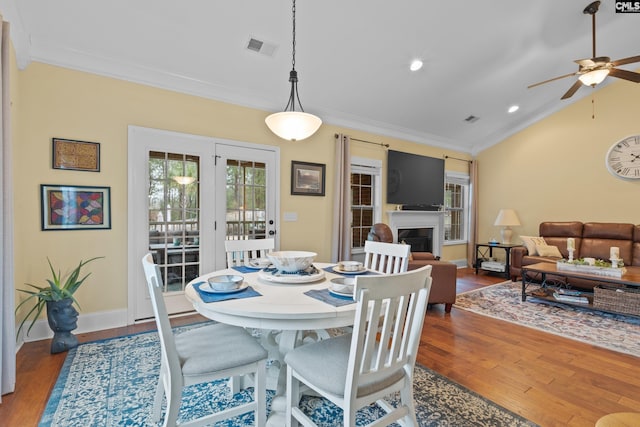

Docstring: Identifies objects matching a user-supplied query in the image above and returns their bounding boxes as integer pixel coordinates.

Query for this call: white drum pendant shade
[265,111,322,142]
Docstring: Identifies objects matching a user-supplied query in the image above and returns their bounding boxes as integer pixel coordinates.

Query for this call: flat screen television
[387,150,444,210]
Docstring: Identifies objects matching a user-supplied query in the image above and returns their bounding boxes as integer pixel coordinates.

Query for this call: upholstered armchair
[367,223,457,312]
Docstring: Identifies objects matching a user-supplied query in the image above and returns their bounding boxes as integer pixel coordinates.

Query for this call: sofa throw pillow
[536,244,562,258]
[520,236,547,256]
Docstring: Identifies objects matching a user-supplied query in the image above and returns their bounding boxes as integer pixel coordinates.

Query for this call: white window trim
[444,171,470,246]
[351,156,382,255]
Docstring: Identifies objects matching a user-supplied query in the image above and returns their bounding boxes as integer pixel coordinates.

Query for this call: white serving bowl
[330,277,355,294]
[267,251,317,273]
[339,261,363,272]
[207,274,243,291]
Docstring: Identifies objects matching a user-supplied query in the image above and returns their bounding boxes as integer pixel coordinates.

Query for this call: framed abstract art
[40,184,111,230]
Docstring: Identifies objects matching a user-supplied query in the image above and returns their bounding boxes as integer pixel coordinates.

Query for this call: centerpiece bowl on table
[266,251,317,272]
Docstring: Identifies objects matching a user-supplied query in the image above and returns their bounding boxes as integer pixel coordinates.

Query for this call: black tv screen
[387,150,444,209]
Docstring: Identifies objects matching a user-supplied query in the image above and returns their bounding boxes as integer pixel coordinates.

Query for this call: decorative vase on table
[47,298,79,354]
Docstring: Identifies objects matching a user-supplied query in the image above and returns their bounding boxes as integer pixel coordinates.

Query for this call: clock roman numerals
[606,135,640,180]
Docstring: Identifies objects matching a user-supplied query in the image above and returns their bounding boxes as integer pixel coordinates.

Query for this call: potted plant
[16,256,103,353]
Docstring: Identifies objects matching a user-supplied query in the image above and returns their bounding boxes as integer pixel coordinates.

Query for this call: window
[350,157,382,252]
[444,172,469,244]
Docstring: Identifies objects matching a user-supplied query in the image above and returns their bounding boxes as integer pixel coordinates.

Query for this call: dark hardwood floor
[2,268,639,426]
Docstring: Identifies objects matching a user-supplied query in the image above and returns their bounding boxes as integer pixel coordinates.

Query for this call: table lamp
[494,209,521,244]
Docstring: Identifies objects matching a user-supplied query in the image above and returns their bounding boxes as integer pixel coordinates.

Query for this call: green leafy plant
[16,257,103,337]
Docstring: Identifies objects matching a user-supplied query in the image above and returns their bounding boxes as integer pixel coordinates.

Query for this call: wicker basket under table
[593,285,640,316]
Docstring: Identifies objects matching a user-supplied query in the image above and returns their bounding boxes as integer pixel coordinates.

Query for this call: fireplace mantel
[387,210,444,257]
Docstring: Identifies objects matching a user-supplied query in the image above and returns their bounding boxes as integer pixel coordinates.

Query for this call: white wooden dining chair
[141,253,268,427]
[363,240,411,274]
[285,264,433,427]
[224,238,275,268]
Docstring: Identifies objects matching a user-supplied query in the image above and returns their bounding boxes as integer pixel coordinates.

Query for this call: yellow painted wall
[476,78,640,244]
[12,62,469,320]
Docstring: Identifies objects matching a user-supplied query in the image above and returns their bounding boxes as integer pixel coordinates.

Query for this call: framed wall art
[52,138,101,172]
[41,184,112,230]
[291,161,325,196]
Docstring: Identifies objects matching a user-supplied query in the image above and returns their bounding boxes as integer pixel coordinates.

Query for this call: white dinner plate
[332,265,369,275]
[199,282,250,294]
[329,288,354,299]
[258,269,325,284]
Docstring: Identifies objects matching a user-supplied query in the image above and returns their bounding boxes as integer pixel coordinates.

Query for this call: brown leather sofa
[367,223,457,312]
[510,221,640,290]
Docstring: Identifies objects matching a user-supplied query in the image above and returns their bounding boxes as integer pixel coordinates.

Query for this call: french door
[214,143,279,270]
[128,126,279,322]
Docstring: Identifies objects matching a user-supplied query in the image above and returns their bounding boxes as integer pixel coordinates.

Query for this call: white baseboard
[19,308,129,343]
[451,259,469,268]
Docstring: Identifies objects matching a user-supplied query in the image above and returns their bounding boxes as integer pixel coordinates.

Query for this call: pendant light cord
[284,0,305,112]
[291,0,296,71]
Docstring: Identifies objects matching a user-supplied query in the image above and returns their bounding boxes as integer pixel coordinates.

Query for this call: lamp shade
[578,69,609,86]
[265,111,322,142]
[494,209,521,227]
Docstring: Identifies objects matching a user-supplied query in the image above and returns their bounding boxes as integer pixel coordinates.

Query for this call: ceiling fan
[528,1,640,99]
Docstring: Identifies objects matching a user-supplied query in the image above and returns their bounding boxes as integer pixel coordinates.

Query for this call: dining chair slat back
[141,253,268,427]
[363,240,410,274]
[224,238,275,268]
[285,264,433,426]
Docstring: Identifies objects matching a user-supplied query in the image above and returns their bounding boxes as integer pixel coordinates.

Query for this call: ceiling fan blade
[611,55,640,67]
[527,72,576,89]
[609,67,640,83]
[560,80,583,100]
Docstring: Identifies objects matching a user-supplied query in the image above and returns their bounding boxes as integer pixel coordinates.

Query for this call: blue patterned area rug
[455,281,640,357]
[40,323,537,426]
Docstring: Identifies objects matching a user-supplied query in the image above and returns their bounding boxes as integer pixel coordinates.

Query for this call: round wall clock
[605,135,640,180]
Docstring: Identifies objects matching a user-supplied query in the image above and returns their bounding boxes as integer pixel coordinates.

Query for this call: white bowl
[267,251,317,273]
[207,274,243,291]
[339,261,363,272]
[330,277,355,294]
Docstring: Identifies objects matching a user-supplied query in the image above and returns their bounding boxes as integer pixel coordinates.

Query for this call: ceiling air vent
[464,115,480,124]
[246,37,277,57]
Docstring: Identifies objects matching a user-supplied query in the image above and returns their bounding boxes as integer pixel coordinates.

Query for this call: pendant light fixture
[265,0,321,142]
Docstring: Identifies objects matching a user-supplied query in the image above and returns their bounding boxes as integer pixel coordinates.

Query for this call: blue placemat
[230,265,259,274]
[323,265,379,276]
[305,289,355,307]
[193,281,262,303]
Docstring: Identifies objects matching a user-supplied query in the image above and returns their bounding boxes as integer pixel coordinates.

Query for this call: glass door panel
[148,151,200,293]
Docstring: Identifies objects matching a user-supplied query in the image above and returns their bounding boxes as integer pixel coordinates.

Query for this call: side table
[475,242,522,279]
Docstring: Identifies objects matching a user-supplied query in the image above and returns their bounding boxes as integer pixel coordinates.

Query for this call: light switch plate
[283,212,298,222]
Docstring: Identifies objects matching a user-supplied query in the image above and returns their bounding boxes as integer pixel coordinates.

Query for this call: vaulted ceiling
[3,0,640,154]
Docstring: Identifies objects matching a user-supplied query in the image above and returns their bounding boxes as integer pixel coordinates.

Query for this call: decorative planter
[46,298,79,354]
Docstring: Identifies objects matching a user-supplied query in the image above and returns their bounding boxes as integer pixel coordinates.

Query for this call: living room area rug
[40,323,537,426]
[454,281,640,357]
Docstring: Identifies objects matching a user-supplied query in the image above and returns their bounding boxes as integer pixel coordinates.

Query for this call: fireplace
[397,227,433,253]
[387,210,444,257]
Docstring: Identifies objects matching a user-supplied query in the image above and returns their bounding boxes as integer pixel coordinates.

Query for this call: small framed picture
[52,138,100,172]
[41,184,112,230]
[291,161,325,196]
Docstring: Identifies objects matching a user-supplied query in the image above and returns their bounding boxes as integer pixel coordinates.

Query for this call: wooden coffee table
[521,262,640,316]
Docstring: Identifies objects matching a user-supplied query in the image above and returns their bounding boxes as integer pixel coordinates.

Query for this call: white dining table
[185,262,360,426]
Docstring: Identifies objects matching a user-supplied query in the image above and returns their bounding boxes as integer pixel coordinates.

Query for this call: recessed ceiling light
[508,105,519,113]
[410,59,423,71]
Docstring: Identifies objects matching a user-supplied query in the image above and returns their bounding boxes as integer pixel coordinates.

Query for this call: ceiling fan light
[265,111,322,142]
[578,69,609,86]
